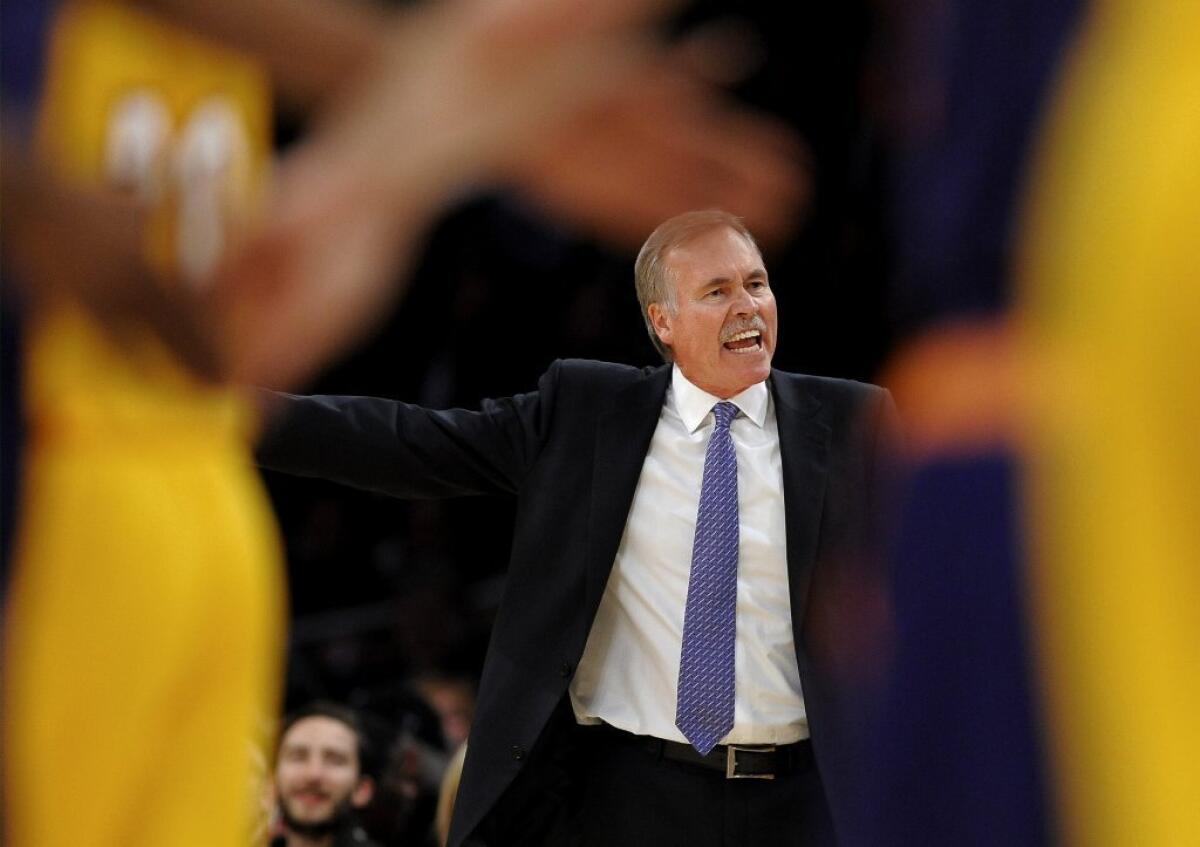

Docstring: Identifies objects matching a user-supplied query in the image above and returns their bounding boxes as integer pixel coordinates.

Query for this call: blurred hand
[221,0,810,389]
[503,30,811,249]
[2,145,225,381]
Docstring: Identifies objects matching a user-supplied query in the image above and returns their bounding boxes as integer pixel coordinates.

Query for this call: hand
[502,37,811,249]
[2,144,225,381]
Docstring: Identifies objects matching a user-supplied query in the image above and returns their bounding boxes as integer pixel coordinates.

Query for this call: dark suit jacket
[259,359,894,846]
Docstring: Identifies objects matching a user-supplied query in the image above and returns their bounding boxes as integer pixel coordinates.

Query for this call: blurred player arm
[212,0,811,389]
[117,0,810,390]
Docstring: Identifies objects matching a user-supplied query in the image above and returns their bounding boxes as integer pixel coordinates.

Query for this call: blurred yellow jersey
[4,4,284,846]
[1022,2,1200,844]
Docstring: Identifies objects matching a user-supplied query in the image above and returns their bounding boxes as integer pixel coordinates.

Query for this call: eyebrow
[705,269,767,286]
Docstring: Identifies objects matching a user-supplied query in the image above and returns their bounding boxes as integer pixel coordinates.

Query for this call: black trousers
[567,726,835,847]
[471,712,836,847]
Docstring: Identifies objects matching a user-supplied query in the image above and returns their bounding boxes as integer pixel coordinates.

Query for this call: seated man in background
[273,702,382,847]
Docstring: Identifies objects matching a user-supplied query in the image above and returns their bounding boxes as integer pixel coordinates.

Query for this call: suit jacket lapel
[770,371,831,638]
[585,365,672,620]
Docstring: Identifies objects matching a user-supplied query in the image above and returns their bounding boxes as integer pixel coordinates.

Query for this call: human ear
[352,776,375,808]
[648,302,673,347]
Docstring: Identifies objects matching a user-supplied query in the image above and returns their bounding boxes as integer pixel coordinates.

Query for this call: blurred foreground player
[4,8,286,845]
[1021,0,1200,841]
[1,0,808,845]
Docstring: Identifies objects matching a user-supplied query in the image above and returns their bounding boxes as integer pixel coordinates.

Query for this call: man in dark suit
[259,210,894,846]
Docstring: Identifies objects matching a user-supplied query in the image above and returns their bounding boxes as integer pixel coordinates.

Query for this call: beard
[278,791,356,840]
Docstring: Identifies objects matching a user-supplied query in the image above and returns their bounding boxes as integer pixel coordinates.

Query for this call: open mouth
[722,329,763,354]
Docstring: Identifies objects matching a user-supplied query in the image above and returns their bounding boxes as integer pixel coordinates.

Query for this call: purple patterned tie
[675,400,739,755]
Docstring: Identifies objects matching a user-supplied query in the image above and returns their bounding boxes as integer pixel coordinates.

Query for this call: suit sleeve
[255,361,562,499]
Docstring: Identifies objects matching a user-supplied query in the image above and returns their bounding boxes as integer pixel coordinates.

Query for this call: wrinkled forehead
[668,222,759,254]
[662,225,765,279]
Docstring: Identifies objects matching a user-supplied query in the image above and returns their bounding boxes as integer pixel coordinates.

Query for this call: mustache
[287,783,332,800]
[719,315,768,343]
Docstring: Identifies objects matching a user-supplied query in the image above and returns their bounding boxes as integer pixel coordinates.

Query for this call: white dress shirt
[569,365,807,744]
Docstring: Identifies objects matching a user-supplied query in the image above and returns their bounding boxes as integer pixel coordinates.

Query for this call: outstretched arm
[256,361,563,499]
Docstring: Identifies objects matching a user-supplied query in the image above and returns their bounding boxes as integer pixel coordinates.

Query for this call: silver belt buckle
[725,744,776,780]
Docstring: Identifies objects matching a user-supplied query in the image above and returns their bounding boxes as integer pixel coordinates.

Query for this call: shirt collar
[671,364,769,433]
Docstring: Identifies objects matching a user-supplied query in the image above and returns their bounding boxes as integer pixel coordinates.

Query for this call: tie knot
[712,401,738,431]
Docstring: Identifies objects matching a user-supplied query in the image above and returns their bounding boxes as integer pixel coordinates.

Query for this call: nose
[732,284,756,315]
[297,758,324,782]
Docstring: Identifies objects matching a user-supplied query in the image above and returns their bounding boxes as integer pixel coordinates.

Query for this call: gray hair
[633,210,760,362]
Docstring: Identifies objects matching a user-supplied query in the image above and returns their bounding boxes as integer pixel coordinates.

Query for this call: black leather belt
[590,723,811,780]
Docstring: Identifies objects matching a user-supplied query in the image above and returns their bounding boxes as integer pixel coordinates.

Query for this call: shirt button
[511,745,526,761]
[559,662,573,678]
